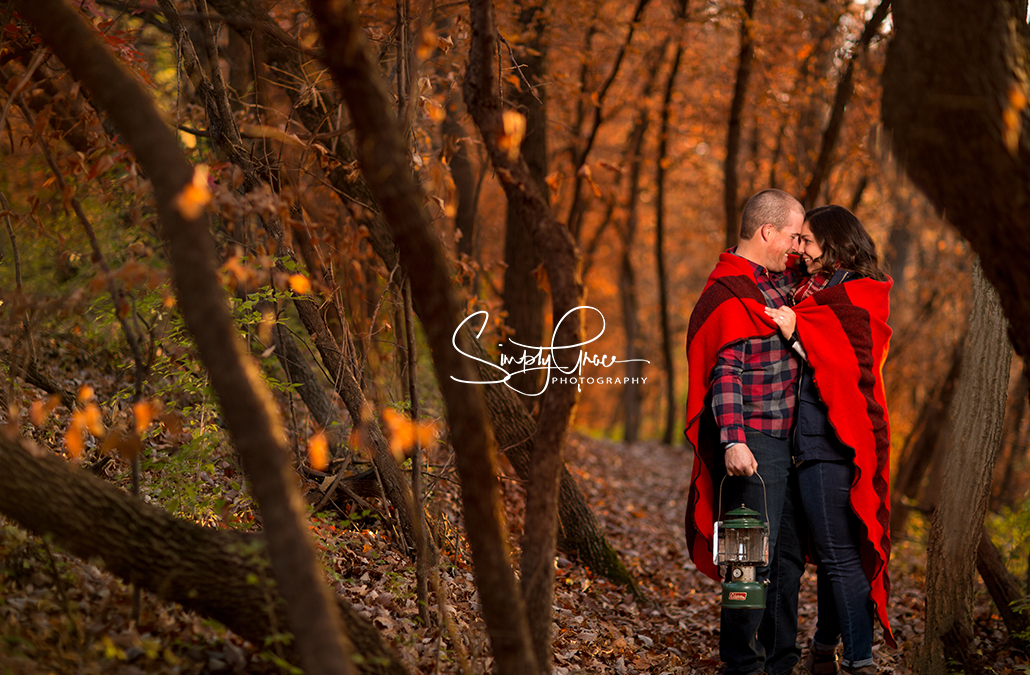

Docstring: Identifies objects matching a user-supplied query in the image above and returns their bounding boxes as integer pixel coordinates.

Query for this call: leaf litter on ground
[2,430,1028,673]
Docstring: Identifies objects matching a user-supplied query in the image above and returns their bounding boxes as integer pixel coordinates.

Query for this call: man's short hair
[739,189,804,240]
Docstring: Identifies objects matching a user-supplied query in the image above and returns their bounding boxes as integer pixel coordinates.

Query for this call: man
[684,189,806,675]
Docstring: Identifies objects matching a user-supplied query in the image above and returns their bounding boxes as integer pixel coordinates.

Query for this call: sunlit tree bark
[994,372,1030,508]
[920,261,1011,674]
[443,97,479,261]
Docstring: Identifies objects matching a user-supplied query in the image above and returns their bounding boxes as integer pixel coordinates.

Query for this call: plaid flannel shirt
[792,265,836,304]
[711,254,801,445]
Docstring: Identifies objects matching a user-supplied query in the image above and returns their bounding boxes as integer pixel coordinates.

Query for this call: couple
[684,189,896,675]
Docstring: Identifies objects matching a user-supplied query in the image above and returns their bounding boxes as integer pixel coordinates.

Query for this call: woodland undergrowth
[0,367,1027,674]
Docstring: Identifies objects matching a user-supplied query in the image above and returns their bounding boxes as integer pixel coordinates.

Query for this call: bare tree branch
[801,0,890,208]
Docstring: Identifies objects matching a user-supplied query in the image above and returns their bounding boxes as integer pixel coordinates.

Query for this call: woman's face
[799,221,825,274]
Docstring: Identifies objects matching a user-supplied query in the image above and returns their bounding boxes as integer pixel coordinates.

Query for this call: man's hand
[725,443,758,476]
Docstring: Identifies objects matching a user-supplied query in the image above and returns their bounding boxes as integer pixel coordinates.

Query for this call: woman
[765,205,896,674]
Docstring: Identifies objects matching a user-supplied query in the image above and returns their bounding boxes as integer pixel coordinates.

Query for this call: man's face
[763,211,803,272]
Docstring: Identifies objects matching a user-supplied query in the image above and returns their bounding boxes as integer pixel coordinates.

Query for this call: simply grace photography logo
[450,305,650,396]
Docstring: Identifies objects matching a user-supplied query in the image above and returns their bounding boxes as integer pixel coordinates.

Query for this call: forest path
[0,432,995,674]
[558,433,929,674]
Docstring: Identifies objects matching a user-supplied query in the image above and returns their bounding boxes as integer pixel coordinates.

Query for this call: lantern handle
[715,471,769,525]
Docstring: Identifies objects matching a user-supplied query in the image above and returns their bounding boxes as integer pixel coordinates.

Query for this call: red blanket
[684,251,896,647]
[684,252,774,580]
[794,276,895,647]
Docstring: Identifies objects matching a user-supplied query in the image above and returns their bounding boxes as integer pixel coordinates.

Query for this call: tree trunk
[618,232,641,442]
[992,370,1030,510]
[308,3,539,674]
[465,336,646,600]
[890,338,963,538]
[655,39,682,445]
[882,0,1030,359]
[502,213,545,399]
[502,0,548,403]
[208,0,633,609]
[920,260,1012,674]
[565,0,650,240]
[977,524,1030,640]
[883,207,913,302]
[464,1,586,669]
[159,0,418,549]
[0,434,409,674]
[443,97,478,260]
[402,277,434,627]
[846,174,867,213]
[17,2,355,671]
[995,374,1030,509]
[272,319,348,449]
[226,25,252,111]
[617,43,664,443]
[723,0,756,248]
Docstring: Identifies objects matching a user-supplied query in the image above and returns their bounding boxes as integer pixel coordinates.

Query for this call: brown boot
[799,643,839,675]
[840,666,875,675]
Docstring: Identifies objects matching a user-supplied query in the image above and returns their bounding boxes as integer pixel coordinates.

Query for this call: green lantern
[714,477,770,609]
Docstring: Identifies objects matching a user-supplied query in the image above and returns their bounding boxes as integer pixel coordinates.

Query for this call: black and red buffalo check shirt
[710,253,801,446]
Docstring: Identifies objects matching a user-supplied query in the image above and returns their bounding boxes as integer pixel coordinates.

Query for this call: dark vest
[793,269,857,464]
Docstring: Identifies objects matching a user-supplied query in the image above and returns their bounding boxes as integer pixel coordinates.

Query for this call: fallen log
[0,431,410,675]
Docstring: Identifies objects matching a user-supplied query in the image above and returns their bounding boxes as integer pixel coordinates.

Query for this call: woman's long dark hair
[804,205,887,281]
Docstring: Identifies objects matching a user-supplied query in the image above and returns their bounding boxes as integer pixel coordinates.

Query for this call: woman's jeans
[796,459,874,668]
[719,431,803,675]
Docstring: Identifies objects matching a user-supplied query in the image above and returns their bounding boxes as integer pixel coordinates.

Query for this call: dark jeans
[719,431,803,675]
[797,460,874,668]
